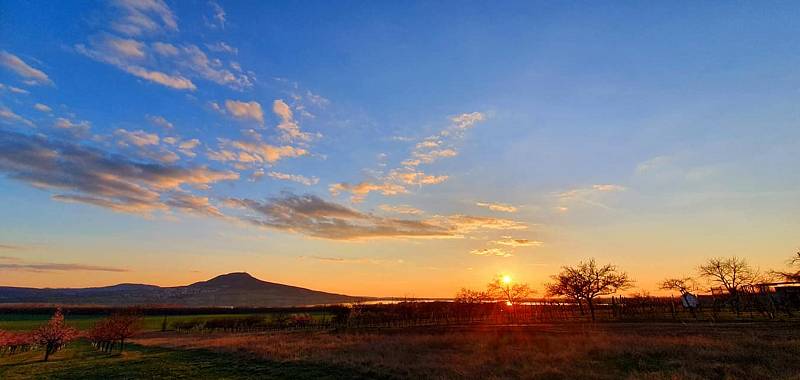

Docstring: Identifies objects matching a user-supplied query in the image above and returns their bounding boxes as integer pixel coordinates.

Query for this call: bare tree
[774,251,800,282]
[486,276,533,306]
[660,277,696,295]
[454,288,488,304]
[33,308,77,361]
[454,288,489,321]
[545,267,588,315]
[698,257,759,294]
[698,257,762,312]
[546,259,632,321]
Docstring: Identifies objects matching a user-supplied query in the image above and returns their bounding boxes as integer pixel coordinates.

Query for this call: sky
[0,1,798,297]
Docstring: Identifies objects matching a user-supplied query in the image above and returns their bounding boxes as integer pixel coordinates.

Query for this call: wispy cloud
[301,256,405,265]
[273,99,318,143]
[77,1,253,92]
[223,193,526,240]
[114,128,159,147]
[0,106,34,128]
[206,42,237,54]
[55,117,91,135]
[34,103,52,113]
[329,181,406,203]
[330,112,486,202]
[205,1,227,30]
[556,183,626,212]
[0,262,128,273]
[147,115,173,129]
[0,51,53,86]
[470,247,513,258]
[110,0,178,36]
[379,204,423,215]
[476,201,518,213]
[267,171,319,186]
[0,83,30,94]
[208,135,308,165]
[76,36,196,91]
[491,236,542,247]
[0,130,237,214]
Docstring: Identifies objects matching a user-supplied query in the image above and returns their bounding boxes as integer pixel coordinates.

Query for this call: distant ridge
[0,272,361,307]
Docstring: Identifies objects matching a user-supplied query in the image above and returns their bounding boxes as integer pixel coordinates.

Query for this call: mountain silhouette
[0,272,360,307]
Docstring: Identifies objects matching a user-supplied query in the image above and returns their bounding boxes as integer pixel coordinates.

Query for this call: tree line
[457,251,800,321]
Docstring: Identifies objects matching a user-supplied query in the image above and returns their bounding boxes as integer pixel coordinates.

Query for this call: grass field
[3,322,800,379]
[0,312,330,332]
[0,340,384,379]
[127,323,800,379]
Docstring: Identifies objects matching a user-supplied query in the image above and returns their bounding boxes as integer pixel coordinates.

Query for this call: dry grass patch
[132,323,800,379]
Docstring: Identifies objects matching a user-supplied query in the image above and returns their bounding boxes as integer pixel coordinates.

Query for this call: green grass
[0,312,332,332]
[0,340,389,380]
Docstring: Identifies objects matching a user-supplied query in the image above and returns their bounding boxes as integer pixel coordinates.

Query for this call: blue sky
[0,1,798,296]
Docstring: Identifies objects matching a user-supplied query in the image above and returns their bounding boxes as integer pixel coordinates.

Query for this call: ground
[2,322,800,379]
[0,340,384,380]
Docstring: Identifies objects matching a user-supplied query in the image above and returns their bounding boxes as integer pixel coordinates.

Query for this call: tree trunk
[587,298,596,322]
[43,345,52,361]
[120,338,125,353]
[576,299,585,315]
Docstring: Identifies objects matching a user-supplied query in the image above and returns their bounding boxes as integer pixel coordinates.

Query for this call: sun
[501,275,512,285]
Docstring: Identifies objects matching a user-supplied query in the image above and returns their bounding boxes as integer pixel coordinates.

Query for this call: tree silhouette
[486,276,533,306]
[774,251,800,282]
[546,258,632,321]
[698,256,764,313]
[454,288,489,322]
[660,277,696,295]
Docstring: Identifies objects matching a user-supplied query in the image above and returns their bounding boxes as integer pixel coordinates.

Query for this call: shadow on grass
[0,340,395,380]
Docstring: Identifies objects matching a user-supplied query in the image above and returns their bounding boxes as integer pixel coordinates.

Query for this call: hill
[0,272,361,307]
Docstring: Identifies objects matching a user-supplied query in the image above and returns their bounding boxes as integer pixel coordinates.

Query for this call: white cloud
[55,118,91,133]
[176,45,252,89]
[110,0,178,36]
[147,114,173,129]
[451,112,485,129]
[0,51,53,85]
[208,138,307,164]
[105,36,146,58]
[0,83,29,94]
[206,42,237,54]
[267,171,319,186]
[34,103,52,113]
[329,181,407,203]
[0,106,34,127]
[177,138,200,157]
[114,128,159,147]
[152,42,179,56]
[387,170,448,186]
[273,99,316,143]
[76,41,196,90]
[225,100,263,124]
